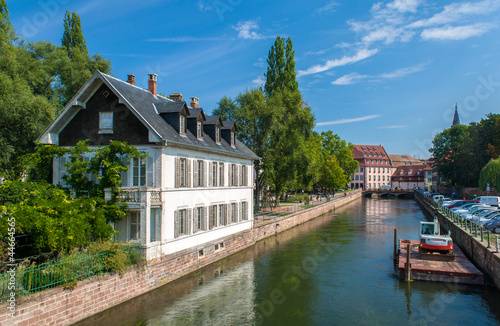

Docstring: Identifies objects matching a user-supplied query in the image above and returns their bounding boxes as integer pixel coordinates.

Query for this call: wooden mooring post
[393,229,397,262]
[405,243,411,281]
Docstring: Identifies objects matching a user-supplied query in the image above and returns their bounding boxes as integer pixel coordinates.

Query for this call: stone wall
[415,193,500,290]
[0,192,361,326]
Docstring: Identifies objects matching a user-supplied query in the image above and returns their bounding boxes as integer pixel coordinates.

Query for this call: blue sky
[7,0,500,158]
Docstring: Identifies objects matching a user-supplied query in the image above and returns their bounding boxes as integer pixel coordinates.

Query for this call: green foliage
[264,36,298,96]
[0,181,115,256]
[479,158,500,191]
[430,114,500,187]
[0,5,112,175]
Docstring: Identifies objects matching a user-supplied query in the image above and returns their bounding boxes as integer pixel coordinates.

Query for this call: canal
[75,198,500,326]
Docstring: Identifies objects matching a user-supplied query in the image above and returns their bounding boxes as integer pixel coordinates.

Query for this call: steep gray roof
[101,72,258,160]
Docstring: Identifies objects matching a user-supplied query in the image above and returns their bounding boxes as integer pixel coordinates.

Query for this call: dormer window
[216,126,221,144]
[179,115,186,135]
[197,121,203,139]
[99,112,113,134]
[231,131,235,147]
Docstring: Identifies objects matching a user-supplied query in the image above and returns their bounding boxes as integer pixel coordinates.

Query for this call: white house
[37,71,259,260]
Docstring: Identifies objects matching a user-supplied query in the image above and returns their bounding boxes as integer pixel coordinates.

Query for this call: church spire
[452,103,460,127]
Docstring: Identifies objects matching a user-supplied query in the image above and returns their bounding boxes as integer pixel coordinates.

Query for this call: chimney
[148,73,157,96]
[190,97,199,108]
[170,93,183,102]
[127,74,136,86]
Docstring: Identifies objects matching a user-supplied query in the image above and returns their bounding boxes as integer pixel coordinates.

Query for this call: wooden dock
[397,239,484,285]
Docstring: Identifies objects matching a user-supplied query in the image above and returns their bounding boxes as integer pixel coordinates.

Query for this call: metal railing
[0,251,110,302]
[254,190,362,224]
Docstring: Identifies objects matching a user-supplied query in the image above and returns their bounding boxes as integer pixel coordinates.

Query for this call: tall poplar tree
[62,10,88,56]
[264,36,298,96]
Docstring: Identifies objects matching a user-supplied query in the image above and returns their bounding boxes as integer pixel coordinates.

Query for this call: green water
[75,199,500,325]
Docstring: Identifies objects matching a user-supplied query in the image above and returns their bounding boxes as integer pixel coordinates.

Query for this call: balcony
[106,187,162,205]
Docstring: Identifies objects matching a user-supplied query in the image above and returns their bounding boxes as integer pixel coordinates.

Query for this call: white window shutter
[203,161,207,187]
[193,160,199,187]
[203,206,208,230]
[187,209,192,235]
[174,210,179,238]
[175,158,180,188]
[208,162,213,187]
[224,204,228,225]
[187,160,192,188]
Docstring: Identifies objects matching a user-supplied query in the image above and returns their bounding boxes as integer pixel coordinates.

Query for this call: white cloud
[410,0,500,28]
[379,62,427,79]
[331,73,369,85]
[387,0,422,13]
[316,114,380,126]
[331,62,427,85]
[377,125,408,129]
[298,48,379,77]
[254,57,266,68]
[421,23,495,40]
[252,75,265,86]
[233,20,267,40]
[316,1,339,14]
[305,49,329,56]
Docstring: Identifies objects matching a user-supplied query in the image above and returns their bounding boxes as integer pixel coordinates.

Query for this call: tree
[62,10,88,56]
[264,36,298,96]
[320,131,358,179]
[479,158,500,191]
[429,114,500,187]
[429,124,468,186]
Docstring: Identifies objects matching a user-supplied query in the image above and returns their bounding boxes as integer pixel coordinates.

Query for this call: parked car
[475,196,500,207]
[454,204,488,215]
[442,200,458,208]
[473,211,500,225]
[462,207,498,220]
[483,218,500,234]
[447,200,481,209]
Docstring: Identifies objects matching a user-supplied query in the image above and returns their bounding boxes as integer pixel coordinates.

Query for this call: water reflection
[74,199,500,326]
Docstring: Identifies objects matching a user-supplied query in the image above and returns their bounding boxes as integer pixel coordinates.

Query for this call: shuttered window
[240,165,248,186]
[174,209,191,238]
[241,201,248,221]
[175,158,191,188]
[209,205,217,230]
[210,162,218,187]
[219,163,224,187]
[218,204,225,226]
[231,203,238,223]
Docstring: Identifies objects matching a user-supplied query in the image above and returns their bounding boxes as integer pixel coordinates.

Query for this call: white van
[477,196,500,207]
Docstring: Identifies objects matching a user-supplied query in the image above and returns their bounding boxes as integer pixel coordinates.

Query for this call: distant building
[452,103,460,127]
[351,145,393,190]
[388,154,426,167]
[390,164,430,190]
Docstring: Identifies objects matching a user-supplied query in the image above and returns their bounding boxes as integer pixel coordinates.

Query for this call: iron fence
[0,251,110,302]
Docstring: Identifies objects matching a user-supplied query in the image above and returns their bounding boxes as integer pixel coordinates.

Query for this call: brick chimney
[170,93,183,102]
[190,97,199,108]
[148,74,157,96]
[127,74,136,86]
